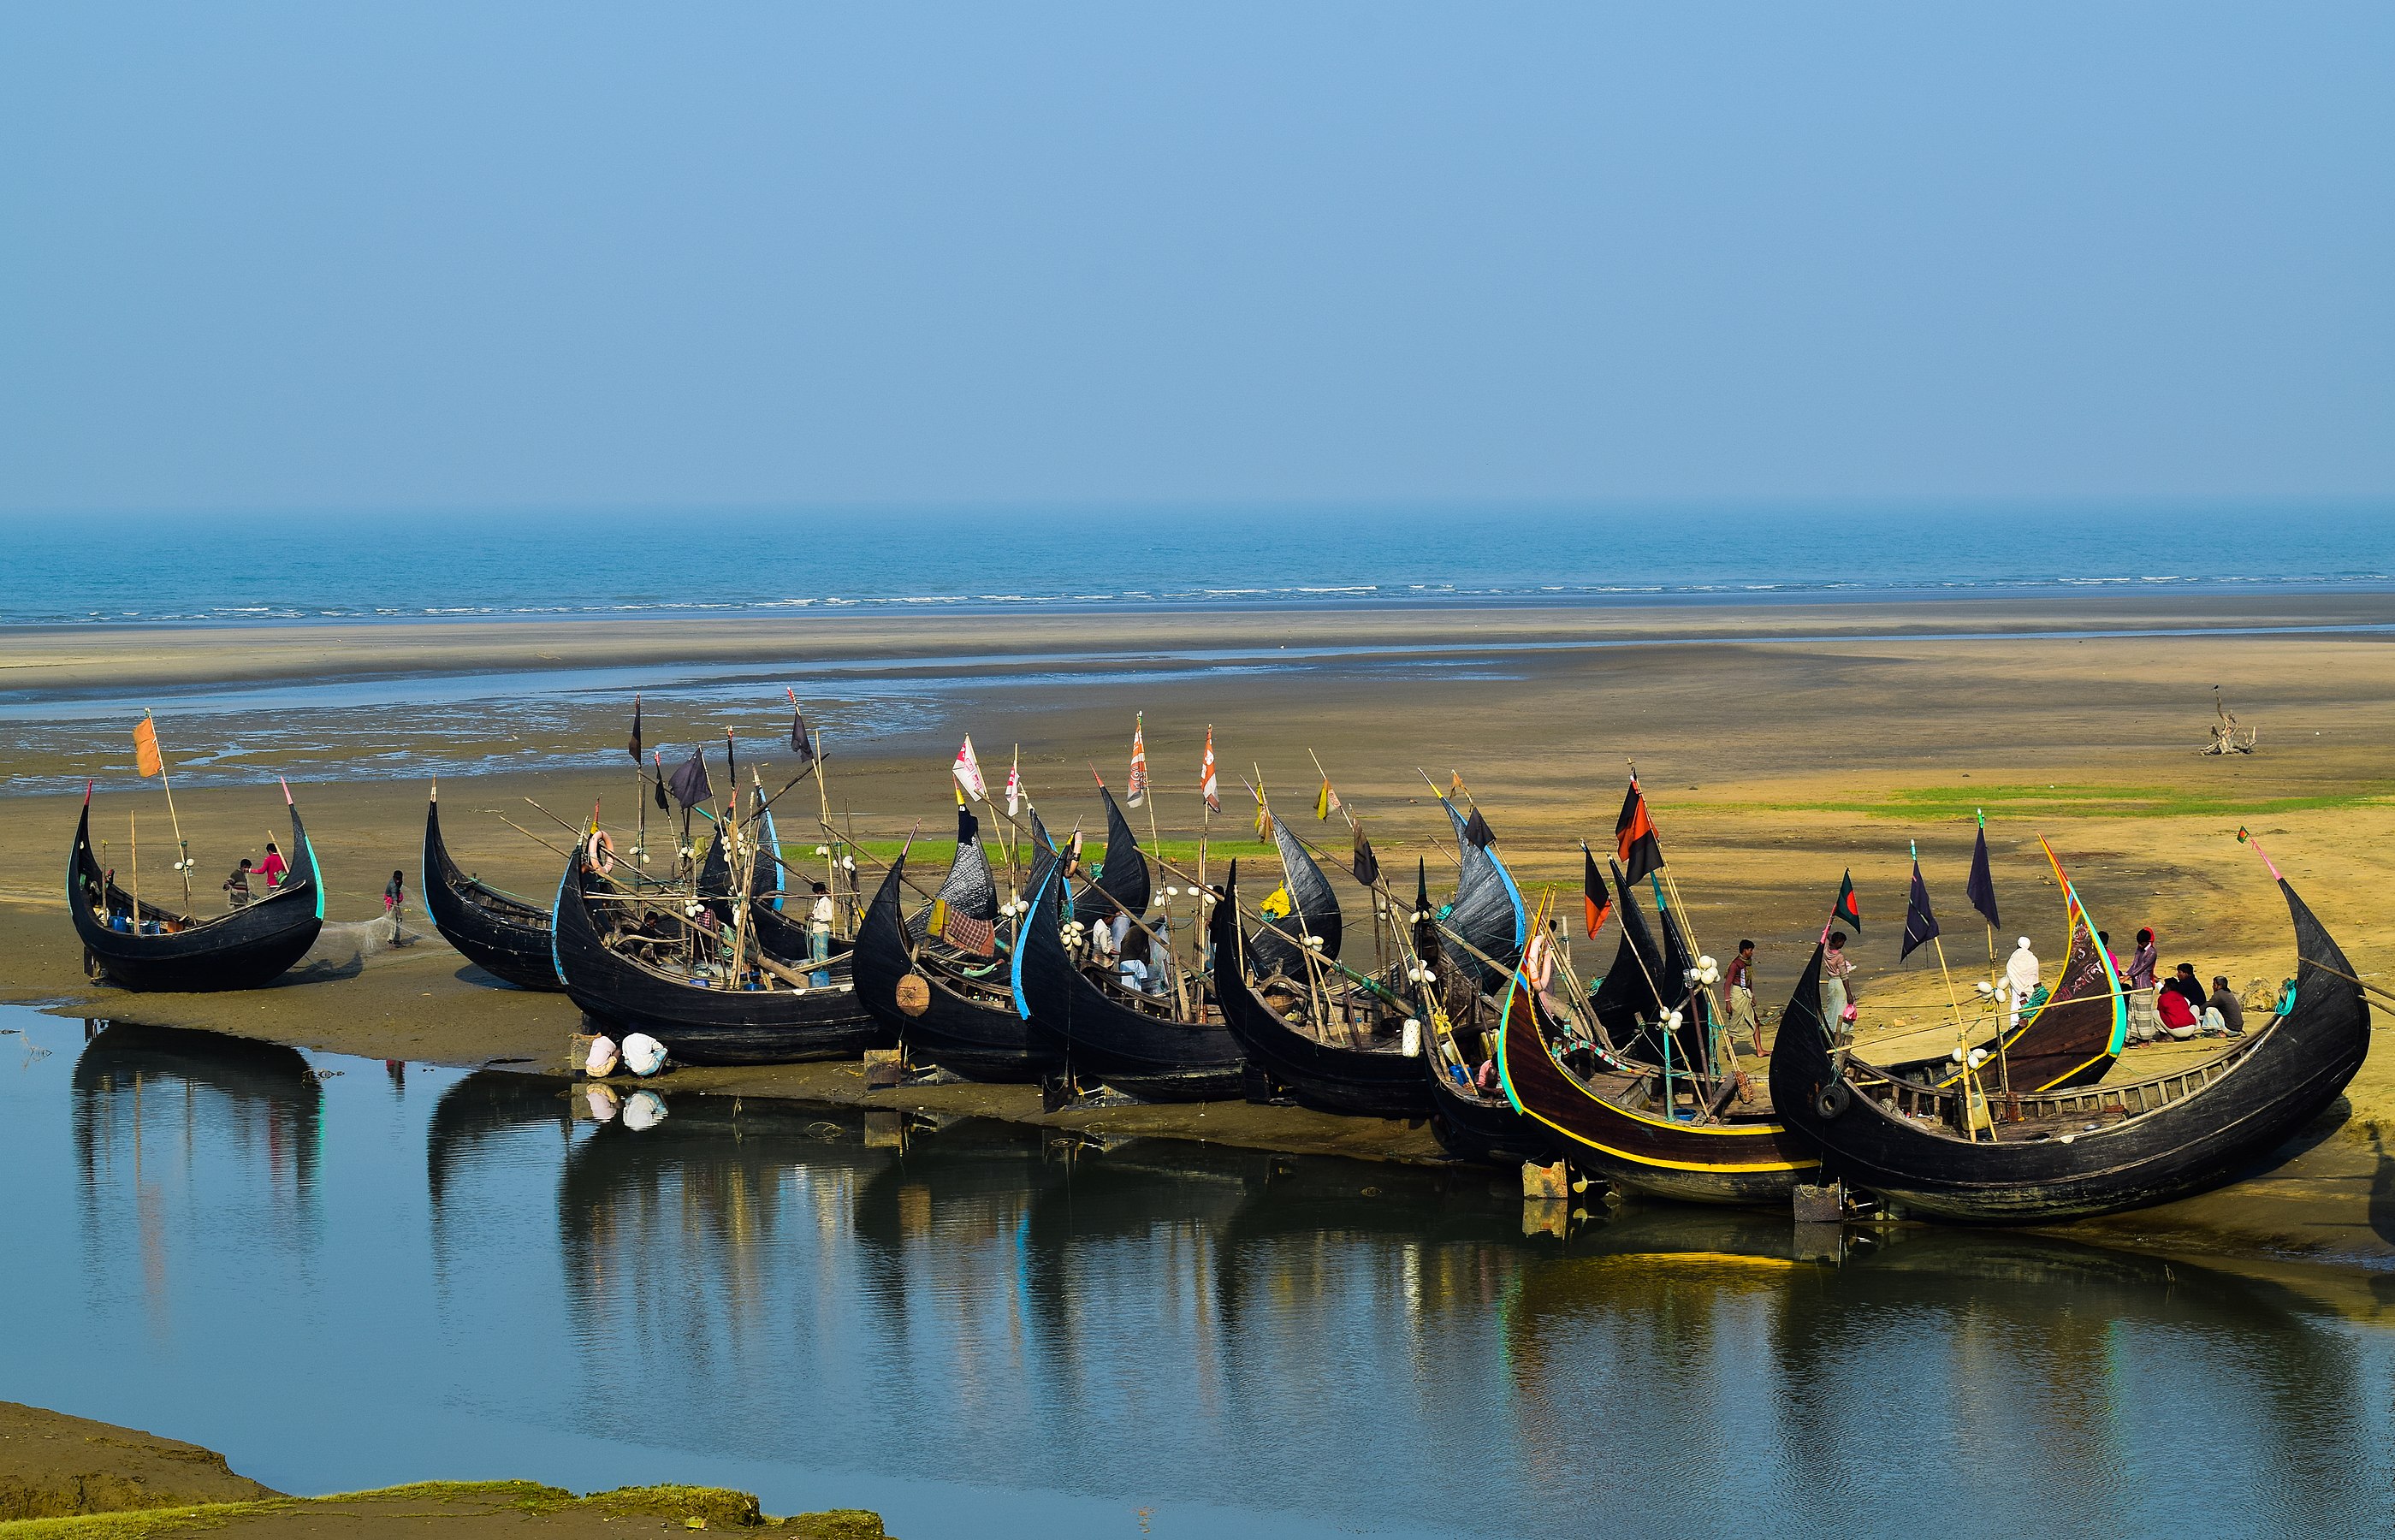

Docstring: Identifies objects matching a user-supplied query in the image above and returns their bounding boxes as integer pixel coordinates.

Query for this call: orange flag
[133,717,163,779]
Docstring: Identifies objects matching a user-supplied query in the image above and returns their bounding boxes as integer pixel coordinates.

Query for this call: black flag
[667,748,713,808]
[1351,820,1379,886]
[652,751,668,811]
[1900,857,1941,962]
[788,690,815,766]
[723,729,737,791]
[1414,858,1430,920]
[1463,807,1494,850]
[1615,780,1663,884]
[1582,844,1611,938]
[1966,816,2001,931]
[627,695,643,762]
[1830,870,1863,935]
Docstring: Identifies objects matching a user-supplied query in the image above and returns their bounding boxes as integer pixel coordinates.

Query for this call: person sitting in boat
[258,840,288,891]
[2004,937,2040,1026]
[223,858,254,909]
[1117,926,1160,994]
[1088,910,1120,970]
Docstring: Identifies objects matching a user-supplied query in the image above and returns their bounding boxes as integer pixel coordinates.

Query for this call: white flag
[953,736,988,801]
[1005,747,1022,818]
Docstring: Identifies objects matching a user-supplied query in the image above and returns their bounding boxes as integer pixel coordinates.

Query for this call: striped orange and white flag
[1200,726,1219,813]
[1126,714,1150,808]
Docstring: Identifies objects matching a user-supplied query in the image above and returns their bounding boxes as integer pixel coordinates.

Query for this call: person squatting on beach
[2209,974,2247,1037]
[1720,940,1762,1055]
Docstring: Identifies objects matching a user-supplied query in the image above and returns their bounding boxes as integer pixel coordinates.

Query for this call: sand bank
[4,600,2393,1265]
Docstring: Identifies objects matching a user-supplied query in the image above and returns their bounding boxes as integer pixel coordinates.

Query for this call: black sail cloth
[1248,817,1344,978]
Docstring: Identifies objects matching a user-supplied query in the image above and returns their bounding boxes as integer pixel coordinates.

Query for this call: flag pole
[143,713,195,917]
[129,811,141,925]
[1915,839,1986,1140]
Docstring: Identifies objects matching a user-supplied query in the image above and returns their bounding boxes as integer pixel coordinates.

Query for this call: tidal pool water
[3,1004,2390,1538]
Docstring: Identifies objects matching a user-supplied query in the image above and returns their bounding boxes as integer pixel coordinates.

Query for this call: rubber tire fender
[1814,1080,1853,1121]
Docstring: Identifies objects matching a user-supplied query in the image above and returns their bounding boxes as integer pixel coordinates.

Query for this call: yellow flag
[1448,771,1467,802]
[1314,779,1337,821]
[133,717,163,779]
[1259,886,1291,921]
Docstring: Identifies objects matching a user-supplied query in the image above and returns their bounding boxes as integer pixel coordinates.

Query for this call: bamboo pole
[129,812,141,925]
[142,714,195,916]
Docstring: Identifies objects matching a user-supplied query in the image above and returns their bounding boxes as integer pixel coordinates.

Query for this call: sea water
[5,503,2392,627]
[4,1004,2392,1540]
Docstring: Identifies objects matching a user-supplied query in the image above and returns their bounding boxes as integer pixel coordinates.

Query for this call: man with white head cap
[2005,937,2040,1027]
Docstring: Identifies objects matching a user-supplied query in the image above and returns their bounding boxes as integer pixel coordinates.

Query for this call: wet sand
[5,597,2394,1265]
[0,1402,886,1535]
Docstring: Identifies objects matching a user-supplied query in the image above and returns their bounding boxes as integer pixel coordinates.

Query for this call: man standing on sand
[2124,927,2161,1043]
[1721,940,1761,1055]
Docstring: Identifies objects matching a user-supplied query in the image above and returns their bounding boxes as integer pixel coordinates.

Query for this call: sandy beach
[5,596,2393,1267]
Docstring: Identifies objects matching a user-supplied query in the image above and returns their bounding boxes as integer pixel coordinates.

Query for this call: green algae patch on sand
[1742,781,2395,823]
[0,1482,892,1537]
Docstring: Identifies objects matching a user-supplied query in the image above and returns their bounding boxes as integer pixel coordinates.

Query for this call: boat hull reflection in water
[12,1010,2393,1540]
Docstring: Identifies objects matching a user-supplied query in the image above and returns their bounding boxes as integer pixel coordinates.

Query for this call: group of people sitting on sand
[2107,926,2248,1042]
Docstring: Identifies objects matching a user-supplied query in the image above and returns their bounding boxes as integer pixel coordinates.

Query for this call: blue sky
[3,5,2388,512]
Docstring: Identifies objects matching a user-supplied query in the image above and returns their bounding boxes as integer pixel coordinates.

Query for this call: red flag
[1582,844,1611,938]
[1615,779,1663,884]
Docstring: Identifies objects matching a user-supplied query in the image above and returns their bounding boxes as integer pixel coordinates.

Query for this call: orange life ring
[587,830,616,874]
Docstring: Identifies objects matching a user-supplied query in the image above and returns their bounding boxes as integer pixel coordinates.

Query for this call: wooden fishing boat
[69,784,325,992]
[1500,969,1817,1205]
[1012,849,1242,1101]
[1439,797,1526,990]
[550,846,890,1065]
[853,814,1053,1081]
[420,789,561,991]
[1769,872,2369,1223]
[1211,861,1428,1118]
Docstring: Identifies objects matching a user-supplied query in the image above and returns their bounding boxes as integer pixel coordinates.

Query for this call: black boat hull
[551,851,891,1066]
[421,795,561,991]
[1212,864,1427,1118]
[69,796,325,992]
[1768,879,2370,1223]
[1013,861,1242,1101]
[854,856,1052,1081]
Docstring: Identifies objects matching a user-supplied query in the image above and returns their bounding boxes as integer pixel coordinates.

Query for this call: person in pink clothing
[257,840,289,891]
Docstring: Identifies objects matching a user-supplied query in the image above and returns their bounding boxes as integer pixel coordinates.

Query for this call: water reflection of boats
[426,1068,572,1219]
[72,1021,323,1197]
